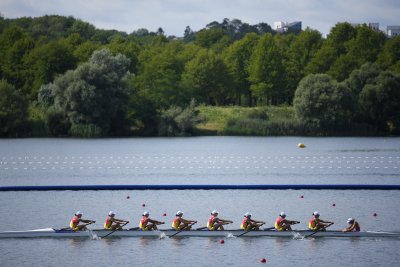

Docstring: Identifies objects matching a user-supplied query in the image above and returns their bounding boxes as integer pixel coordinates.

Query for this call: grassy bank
[196,105,382,136]
[196,105,305,135]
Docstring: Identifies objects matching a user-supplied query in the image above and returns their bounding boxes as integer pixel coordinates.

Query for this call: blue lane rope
[0,184,399,191]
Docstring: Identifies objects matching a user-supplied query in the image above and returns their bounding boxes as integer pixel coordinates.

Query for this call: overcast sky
[1,0,399,36]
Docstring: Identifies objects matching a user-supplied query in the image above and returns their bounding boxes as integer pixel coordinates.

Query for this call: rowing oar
[196,226,208,230]
[169,222,197,237]
[102,222,129,238]
[235,223,268,237]
[305,222,334,238]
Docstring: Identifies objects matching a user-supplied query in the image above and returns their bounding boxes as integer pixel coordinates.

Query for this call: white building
[387,26,400,37]
[273,21,302,33]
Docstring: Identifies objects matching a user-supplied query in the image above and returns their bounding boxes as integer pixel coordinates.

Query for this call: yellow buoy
[298,143,306,148]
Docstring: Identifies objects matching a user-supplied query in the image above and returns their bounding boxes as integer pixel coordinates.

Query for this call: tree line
[0,15,399,137]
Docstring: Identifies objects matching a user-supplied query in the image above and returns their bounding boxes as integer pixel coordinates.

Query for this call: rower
[69,211,95,231]
[139,211,164,231]
[342,218,361,232]
[207,210,233,230]
[274,212,300,231]
[308,211,334,231]
[240,212,265,230]
[171,211,197,230]
[104,211,129,230]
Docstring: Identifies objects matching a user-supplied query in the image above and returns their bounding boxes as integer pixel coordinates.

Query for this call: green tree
[344,62,381,95]
[358,71,400,133]
[0,79,29,136]
[0,26,34,89]
[183,26,195,42]
[181,49,232,105]
[328,25,386,81]
[73,41,101,62]
[39,49,133,136]
[224,33,259,106]
[133,41,190,108]
[294,74,354,131]
[23,38,78,99]
[70,19,96,40]
[377,36,400,74]
[194,28,232,50]
[106,35,141,73]
[158,100,201,136]
[286,28,323,101]
[306,23,356,75]
[248,33,286,105]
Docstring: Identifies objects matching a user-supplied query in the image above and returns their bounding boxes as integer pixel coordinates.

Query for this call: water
[0,137,399,266]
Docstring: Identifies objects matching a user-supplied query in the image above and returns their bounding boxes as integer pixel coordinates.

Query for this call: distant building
[273,21,302,33]
[387,26,400,37]
[350,22,380,31]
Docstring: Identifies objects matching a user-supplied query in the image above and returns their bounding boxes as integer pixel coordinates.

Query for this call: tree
[39,49,133,136]
[194,28,231,49]
[294,74,354,131]
[181,49,231,105]
[0,79,28,136]
[133,41,190,108]
[73,41,101,62]
[0,26,34,89]
[358,71,400,133]
[106,35,141,73]
[344,63,381,95]
[377,36,400,73]
[328,25,386,81]
[70,19,96,40]
[23,38,78,99]
[306,23,356,75]
[158,100,201,136]
[286,28,323,102]
[183,26,194,42]
[248,33,286,105]
[157,27,165,36]
[224,33,259,105]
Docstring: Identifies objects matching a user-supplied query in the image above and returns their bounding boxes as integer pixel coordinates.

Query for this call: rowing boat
[0,228,399,238]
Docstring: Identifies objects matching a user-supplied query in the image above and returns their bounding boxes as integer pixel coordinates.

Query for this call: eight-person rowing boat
[1,210,399,239]
[0,228,399,238]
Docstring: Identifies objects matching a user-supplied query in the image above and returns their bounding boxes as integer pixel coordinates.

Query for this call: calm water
[0,137,399,266]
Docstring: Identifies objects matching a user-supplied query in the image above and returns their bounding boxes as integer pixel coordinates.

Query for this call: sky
[1,0,399,36]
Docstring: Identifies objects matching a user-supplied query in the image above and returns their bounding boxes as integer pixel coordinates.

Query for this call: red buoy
[373,213,377,217]
[142,203,145,207]
[219,239,225,244]
[260,258,267,263]
[163,213,167,216]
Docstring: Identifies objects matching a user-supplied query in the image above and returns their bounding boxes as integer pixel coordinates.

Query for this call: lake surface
[0,137,399,266]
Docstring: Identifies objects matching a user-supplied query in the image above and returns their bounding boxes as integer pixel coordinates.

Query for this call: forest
[0,15,399,137]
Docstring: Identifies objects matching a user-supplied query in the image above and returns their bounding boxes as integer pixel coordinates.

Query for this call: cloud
[1,0,399,36]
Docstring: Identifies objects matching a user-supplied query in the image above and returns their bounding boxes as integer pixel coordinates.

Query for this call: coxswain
[308,211,334,231]
[342,218,361,232]
[274,212,300,231]
[240,212,265,230]
[69,211,95,231]
[104,211,129,230]
[207,210,233,230]
[139,211,164,230]
[171,211,197,230]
